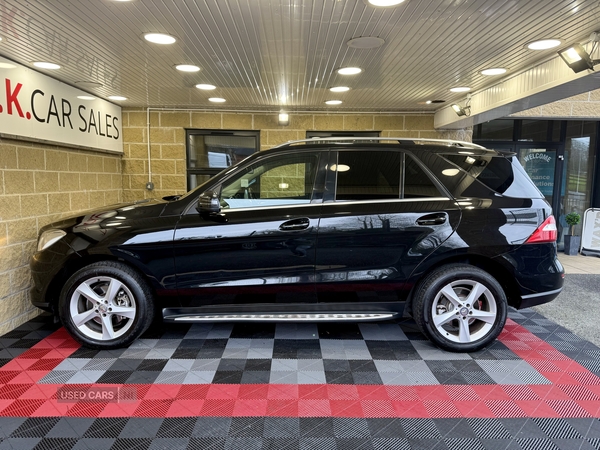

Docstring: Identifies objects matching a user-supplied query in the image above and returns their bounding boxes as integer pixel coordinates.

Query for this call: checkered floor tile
[0,309,600,448]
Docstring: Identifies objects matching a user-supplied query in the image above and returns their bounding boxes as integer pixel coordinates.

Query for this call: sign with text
[522,150,555,197]
[0,55,122,153]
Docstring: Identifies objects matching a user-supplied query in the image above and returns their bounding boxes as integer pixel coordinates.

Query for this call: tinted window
[335,151,400,200]
[333,150,443,201]
[220,153,319,209]
[434,153,543,198]
[403,155,444,198]
[478,119,514,140]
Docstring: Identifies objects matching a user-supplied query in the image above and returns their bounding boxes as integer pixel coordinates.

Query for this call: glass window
[550,120,562,142]
[335,151,401,201]
[187,130,259,190]
[520,120,549,142]
[478,119,514,140]
[219,153,319,209]
[559,121,596,236]
[403,155,444,198]
[428,153,543,199]
[333,151,443,201]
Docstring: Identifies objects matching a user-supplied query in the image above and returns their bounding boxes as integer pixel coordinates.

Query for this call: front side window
[219,153,319,209]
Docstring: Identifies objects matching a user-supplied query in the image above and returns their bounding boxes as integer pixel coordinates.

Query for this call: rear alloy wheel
[413,264,507,352]
[59,262,154,349]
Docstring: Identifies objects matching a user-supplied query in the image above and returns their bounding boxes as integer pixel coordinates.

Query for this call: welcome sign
[0,55,122,153]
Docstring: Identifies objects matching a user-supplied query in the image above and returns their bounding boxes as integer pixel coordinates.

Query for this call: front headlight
[37,229,66,251]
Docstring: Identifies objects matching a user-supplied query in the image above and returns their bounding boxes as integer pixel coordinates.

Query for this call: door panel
[174,206,320,307]
[315,149,461,304]
[173,151,324,308]
[315,199,461,302]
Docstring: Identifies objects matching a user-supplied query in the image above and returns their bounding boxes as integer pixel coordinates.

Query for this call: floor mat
[0,309,599,449]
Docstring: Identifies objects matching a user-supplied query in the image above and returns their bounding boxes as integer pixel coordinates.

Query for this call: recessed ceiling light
[426,100,432,104]
[0,36,3,42]
[325,100,343,105]
[176,64,200,72]
[74,81,103,89]
[108,95,127,101]
[0,62,16,69]
[209,97,226,103]
[526,39,561,50]
[450,87,471,93]
[196,84,216,90]
[367,0,406,6]
[77,96,96,100]
[337,67,362,75]
[330,86,350,92]
[481,68,507,76]
[33,62,61,70]
[143,33,177,44]
[346,36,385,49]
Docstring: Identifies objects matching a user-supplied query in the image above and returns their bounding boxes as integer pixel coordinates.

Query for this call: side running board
[162,312,398,323]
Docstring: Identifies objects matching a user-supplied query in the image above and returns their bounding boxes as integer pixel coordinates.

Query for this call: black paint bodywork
[30,143,564,320]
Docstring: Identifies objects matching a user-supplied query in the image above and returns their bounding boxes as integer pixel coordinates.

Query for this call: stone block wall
[512,88,600,118]
[0,138,123,334]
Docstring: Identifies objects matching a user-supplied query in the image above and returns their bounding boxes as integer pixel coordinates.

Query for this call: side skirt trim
[163,312,398,323]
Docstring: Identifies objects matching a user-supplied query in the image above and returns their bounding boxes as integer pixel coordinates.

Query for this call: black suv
[30,138,564,352]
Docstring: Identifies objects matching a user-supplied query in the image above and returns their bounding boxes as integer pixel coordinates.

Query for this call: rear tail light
[525,215,557,244]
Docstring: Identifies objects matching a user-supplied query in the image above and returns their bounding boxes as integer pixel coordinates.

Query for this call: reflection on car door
[172,151,325,310]
[315,149,461,308]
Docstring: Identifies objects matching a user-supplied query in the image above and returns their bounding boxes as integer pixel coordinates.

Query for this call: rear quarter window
[420,153,544,199]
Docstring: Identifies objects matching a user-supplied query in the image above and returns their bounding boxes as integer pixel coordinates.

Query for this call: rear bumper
[518,287,563,309]
[505,243,565,309]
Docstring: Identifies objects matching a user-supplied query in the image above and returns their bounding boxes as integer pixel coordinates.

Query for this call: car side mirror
[197,190,221,214]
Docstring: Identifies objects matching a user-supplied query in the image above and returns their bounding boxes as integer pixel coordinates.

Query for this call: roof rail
[272,137,487,150]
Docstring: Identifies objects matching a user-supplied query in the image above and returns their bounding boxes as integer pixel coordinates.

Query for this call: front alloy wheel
[69,276,137,341]
[414,264,507,352]
[60,262,154,349]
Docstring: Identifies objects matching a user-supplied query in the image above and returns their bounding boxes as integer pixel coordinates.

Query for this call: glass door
[517,145,565,244]
[559,125,596,239]
[518,147,561,208]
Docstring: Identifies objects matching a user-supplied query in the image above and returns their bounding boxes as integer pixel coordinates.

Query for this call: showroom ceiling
[0,0,599,112]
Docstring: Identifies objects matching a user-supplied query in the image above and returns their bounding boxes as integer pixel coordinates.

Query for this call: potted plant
[564,212,581,255]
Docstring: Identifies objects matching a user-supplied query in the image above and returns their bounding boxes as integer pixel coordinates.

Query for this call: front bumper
[29,239,78,313]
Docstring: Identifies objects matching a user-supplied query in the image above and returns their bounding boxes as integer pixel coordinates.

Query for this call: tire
[59,261,155,349]
[413,264,507,352]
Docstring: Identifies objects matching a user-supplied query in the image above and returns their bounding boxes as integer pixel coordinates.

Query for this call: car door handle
[280,218,310,231]
[416,213,447,226]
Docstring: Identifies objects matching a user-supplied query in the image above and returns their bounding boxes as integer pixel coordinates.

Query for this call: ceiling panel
[0,0,598,112]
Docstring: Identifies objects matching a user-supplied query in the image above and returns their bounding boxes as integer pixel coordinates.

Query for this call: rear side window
[403,155,444,198]
[420,153,543,199]
[334,150,443,201]
[335,151,400,200]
